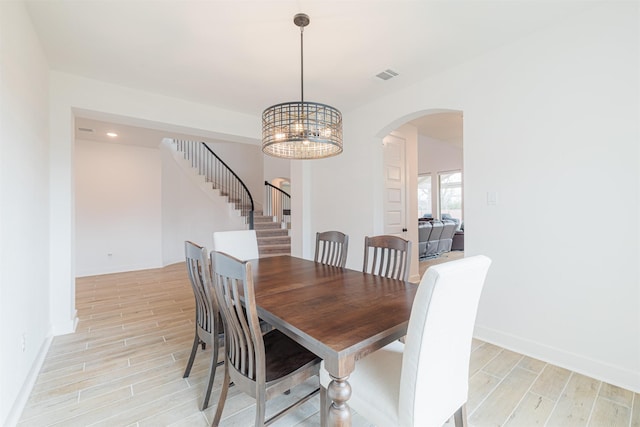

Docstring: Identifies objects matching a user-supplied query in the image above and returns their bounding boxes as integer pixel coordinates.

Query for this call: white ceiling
[75,118,177,149]
[410,112,464,147]
[26,1,596,146]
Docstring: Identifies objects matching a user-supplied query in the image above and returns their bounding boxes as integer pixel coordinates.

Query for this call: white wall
[459,5,638,393]
[293,3,639,391]
[75,140,162,276]
[0,2,51,425]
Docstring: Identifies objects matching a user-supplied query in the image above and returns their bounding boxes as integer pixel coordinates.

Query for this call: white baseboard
[474,325,640,393]
[3,335,53,427]
[51,310,78,336]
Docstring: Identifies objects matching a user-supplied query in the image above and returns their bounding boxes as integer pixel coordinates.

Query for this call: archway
[377,109,464,279]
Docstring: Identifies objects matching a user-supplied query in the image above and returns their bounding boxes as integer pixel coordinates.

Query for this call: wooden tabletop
[249,255,418,377]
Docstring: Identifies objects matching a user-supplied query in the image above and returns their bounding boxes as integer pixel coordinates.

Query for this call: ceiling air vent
[375,69,399,81]
[78,127,94,133]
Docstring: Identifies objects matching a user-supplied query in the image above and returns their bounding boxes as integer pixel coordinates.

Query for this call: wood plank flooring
[18,258,638,426]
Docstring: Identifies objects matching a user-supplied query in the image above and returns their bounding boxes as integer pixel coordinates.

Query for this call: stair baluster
[173,139,254,229]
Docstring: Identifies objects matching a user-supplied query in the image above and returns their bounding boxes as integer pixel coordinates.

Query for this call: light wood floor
[18,257,639,426]
[419,250,465,277]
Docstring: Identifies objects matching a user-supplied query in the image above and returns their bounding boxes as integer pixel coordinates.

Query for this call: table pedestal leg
[328,375,351,426]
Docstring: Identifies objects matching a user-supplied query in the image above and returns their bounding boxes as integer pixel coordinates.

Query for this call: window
[439,171,462,223]
[417,174,432,219]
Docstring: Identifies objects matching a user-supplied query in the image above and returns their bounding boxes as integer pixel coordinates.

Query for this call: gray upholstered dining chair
[363,235,412,281]
[314,231,349,268]
[213,229,259,260]
[210,251,321,426]
[320,255,492,427]
[182,241,223,410]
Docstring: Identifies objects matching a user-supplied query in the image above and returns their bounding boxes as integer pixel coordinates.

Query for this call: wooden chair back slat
[363,235,412,281]
[315,231,349,268]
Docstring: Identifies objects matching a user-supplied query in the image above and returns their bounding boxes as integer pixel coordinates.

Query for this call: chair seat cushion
[320,340,404,426]
[264,330,320,382]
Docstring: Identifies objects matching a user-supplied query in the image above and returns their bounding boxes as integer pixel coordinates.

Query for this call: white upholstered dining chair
[320,255,492,427]
[213,229,259,260]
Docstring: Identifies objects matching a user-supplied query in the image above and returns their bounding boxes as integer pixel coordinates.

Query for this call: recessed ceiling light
[106,132,118,137]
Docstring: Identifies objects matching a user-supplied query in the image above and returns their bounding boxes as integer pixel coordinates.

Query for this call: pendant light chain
[300,25,304,103]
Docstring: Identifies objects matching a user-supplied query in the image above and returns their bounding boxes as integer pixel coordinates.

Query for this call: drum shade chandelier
[262,13,343,159]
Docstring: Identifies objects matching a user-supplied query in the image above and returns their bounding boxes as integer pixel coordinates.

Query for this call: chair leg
[212,362,231,427]
[255,389,266,427]
[320,385,328,427]
[200,340,220,410]
[453,404,468,427]
[183,334,200,378]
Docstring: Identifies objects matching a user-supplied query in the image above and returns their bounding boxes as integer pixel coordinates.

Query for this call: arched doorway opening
[377,109,464,279]
[265,177,291,229]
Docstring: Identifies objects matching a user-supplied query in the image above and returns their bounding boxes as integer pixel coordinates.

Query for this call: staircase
[254,213,291,257]
[168,138,290,257]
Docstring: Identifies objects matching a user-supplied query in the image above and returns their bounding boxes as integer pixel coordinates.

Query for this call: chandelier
[262,13,343,159]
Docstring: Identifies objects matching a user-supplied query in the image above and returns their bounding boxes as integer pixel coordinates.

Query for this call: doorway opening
[382,110,464,278]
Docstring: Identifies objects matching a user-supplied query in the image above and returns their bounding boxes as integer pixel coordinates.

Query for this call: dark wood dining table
[248,255,418,426]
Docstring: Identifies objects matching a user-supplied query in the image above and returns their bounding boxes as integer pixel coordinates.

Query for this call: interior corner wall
[74,137,256,276]
[48,71,260,340]
[294,3,639,391]
[75,140,162,276]
[0,2,51,425]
